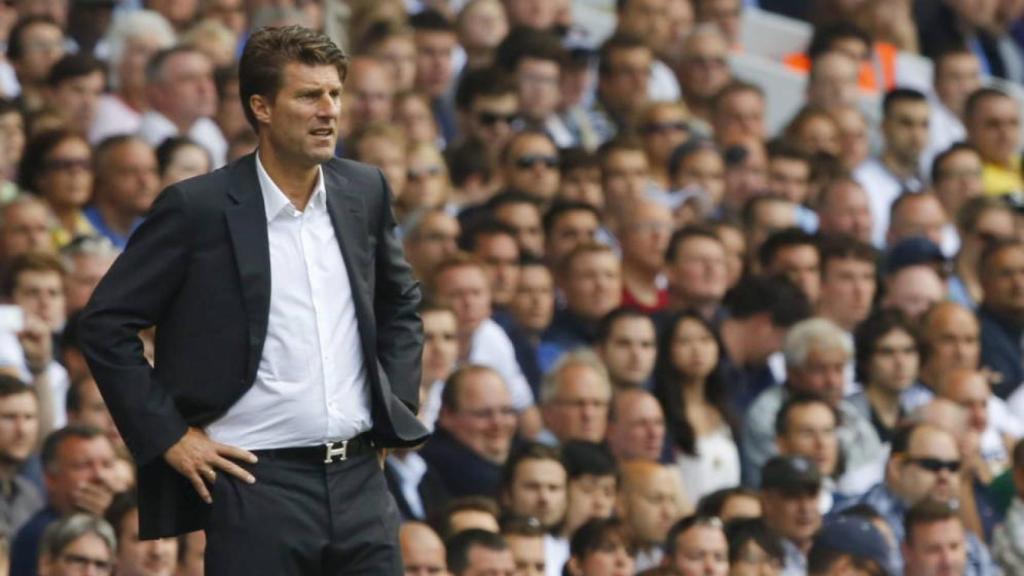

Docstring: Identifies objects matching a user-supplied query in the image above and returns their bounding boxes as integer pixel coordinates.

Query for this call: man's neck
[258,146,319,211]
[880,150,919,181]
[622,261,659,302]
[866,385,902,428]
[96,200,139,238]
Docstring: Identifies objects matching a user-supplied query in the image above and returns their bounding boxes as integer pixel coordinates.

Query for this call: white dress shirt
[468,318,534,410]
[206,152,371,450]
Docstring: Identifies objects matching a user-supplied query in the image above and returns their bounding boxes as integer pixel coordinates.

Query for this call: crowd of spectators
[3,0,1024,575]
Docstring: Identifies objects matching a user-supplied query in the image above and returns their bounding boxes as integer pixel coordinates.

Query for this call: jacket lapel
[224,154,271,381]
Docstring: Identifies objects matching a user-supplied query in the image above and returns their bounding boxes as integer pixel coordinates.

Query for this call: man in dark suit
[78,25,428,575]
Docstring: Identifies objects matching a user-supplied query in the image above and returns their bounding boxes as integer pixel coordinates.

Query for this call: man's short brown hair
[238,25,350,132]
[2,252,66,298]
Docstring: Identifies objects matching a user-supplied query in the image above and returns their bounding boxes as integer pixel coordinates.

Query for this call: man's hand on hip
[164,427,258,504]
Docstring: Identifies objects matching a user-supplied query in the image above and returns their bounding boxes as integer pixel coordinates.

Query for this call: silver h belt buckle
[324,440,348,464]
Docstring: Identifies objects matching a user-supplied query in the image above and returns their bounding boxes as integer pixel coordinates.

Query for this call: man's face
[600,48,652,114]
[606,392,665,461]
[563,252,621,321]
[253,63,340,169]
[14,270,65,331]
[505,135,560,202]
[982,246,1024,318]
[510,264,554,333]
[819,258,876,330]
[45,532,113,576]
[439,371,516,463]
[602,150,650,215]
[715,90,765,145]
[68,378,121,449]
[421,310,459,385]
[565,474,617,536]
[883,100,930,164]
[414,31,456,98]
[944,373,990,435]
[504,459,567,530]
[933,149,983,217]
[545,211,598,266]
[832,106,871,170]
[45,435,117,514]
[889,196,947,248]
[618,0,670,50]
[668,525,729,576]
[349,60,394,125]
[116,508,178,576]
[435,265,492,337]
[667,237,728,307]
[468,94,518,157]
[808,52,859,109]
[819,181,873,243]
[679,32,730,100]
[903,519,968,576]
[620,468,684,545]
[620,203,673,274]
[494,202,543,258]
[516,58,560,122]
[674,149,725,204]
[475,234,520,308]
[152,51,216,124]
[51,71,104,135]
[12,22,64,84]
[559,167,605,211]
[357,136,407,197]
[65,253,115,315]
[373,36,417,93]
[0,391,38,463]
[761,489,821,545]
[892,428,961,504]
[463,546,516,576]
[458,0,509,51]
[968,95,1021,165]
[935,53,982,117]
[1,202,53,257]
[777,403,839,477]
[401,526,447,576]
[505,534,544,576]
[99,140,160,217]
[924,306,980,375]
[405,212,458,278]
[868,328,919,394]
[883,266,946,322]
[696,0,742,43]
[768,244,820,305]
[789,347,848,407]
[767,157,810,204]
[543,364,610,443]
[598,318,657,388]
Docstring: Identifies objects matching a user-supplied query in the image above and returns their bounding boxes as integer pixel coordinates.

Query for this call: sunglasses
[641,121,689,136]
[515,155,559,170]
[907,457,961,473]
[477,111,517,127]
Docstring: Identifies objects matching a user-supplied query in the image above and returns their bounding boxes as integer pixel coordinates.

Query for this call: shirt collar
[255,149,327,221]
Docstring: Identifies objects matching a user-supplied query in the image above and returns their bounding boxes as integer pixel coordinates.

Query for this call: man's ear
[249,94,272,126]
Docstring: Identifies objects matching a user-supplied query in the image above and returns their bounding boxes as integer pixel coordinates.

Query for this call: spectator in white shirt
[926,49,983,166]
[854,88,931,247]
[137,46,226,167]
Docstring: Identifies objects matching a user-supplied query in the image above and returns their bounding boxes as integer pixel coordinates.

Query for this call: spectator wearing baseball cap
[808,515,894,576]
[759,455,823,576]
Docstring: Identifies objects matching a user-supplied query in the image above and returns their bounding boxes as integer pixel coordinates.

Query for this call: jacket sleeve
[78,186,192,465]
[371,169,423,414]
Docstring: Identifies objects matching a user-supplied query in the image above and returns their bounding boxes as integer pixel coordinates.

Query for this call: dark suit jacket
[79,153,430,538]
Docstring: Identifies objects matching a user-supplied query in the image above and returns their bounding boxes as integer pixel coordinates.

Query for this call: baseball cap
[760,455,822,493]
[884,236,946,275]
[809,516,895,576]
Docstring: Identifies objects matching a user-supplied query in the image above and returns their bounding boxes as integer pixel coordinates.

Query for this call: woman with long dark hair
[654,311,740,500]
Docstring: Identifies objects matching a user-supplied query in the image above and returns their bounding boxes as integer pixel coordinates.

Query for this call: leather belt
[251,433,377,464]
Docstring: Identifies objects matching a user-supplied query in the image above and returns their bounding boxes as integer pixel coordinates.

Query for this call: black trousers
[204,450,403,575]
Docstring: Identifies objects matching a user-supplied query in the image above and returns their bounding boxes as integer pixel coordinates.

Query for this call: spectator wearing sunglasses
[500,130,560,205]
[455,67,518,165]
[637,102,690,195]
[840,422,997,576]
